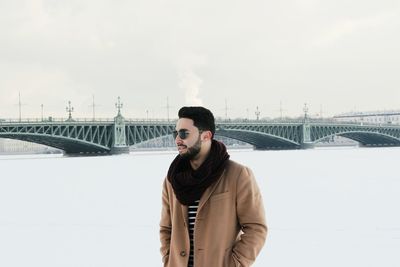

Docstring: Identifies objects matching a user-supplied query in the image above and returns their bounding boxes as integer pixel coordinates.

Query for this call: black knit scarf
[167,140,230,205]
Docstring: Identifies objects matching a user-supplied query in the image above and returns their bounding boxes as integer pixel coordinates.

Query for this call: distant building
[333,110,400,125]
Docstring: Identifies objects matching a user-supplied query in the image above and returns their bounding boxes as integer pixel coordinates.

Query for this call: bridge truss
[1,119,400,154]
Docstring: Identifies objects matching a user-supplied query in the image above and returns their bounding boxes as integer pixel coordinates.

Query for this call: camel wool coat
[159,160,267,267]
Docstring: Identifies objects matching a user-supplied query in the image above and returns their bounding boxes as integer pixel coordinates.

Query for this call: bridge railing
[215,119,391,126]
[1,118,399,127]
[0,118,177,124]
[0,118,114,124]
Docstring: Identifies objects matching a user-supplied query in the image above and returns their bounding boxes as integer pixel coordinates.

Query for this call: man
[160,106,267,267]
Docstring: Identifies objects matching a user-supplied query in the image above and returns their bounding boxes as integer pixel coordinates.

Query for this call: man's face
[174,118,203,160]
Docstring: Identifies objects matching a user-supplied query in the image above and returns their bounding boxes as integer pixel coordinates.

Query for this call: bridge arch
[0,133,110,154]
[314,131,400,146]
[216,129,300,149]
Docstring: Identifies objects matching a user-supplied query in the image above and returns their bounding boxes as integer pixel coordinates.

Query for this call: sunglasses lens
[173,130,189,139]
[180,131,189,139]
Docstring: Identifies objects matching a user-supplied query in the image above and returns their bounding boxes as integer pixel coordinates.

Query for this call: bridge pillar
[111,114,129,154]
[301,123,314,149]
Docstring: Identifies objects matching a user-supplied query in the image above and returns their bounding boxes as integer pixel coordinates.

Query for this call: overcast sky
[0,0,399,120]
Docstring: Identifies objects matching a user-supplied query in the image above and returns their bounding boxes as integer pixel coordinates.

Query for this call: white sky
[0,0,399,120]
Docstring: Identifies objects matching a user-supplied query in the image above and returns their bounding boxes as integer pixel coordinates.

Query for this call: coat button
[180,251,186,257]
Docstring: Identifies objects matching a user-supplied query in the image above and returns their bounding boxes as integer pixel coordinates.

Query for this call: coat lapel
[180,203,188,225]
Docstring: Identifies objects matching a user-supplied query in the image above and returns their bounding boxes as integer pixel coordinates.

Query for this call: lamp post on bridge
[89,94,99,121]
[255,106,260,121]
[15,92,27,122]
[115,96,123,117]
[66,101,74,121]
[303,103,309,123]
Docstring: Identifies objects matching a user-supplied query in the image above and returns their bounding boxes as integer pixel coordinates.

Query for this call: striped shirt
[188,200,200,267]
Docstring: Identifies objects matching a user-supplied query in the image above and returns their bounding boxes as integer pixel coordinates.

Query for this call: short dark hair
[178,106,215,138]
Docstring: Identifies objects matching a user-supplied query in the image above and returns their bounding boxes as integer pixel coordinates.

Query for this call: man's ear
[202,131,213,141]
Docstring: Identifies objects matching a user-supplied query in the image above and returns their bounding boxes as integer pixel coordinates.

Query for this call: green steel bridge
[1,114,400,154]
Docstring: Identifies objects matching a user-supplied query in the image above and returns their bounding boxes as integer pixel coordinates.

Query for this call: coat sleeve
[232,167,267,267]
[159,178,171,265]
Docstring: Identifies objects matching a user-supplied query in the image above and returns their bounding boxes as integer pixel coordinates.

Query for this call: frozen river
[1,147,399,267]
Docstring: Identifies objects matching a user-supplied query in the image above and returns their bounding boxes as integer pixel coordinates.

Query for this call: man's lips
[177,145,187,151]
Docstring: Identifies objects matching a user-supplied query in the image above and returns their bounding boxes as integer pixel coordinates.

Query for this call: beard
[180,136,202,160]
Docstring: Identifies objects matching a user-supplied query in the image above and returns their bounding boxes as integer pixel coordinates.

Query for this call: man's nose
[176,139,183,145]
[175,135,183,144]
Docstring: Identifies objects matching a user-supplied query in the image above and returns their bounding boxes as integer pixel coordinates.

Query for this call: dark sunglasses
[172,129,190,140]
[173,129,203,140]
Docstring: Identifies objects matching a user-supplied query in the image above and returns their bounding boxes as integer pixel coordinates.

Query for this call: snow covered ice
[1,147,399,267]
